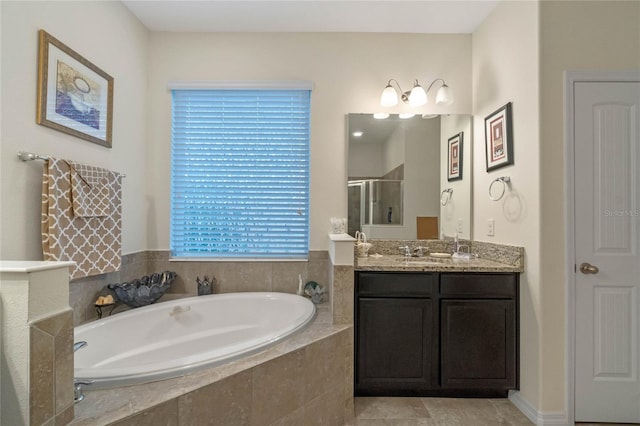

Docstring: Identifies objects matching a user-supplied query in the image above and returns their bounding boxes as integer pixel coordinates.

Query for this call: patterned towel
[42,158,122,279]
[68,161,112,217]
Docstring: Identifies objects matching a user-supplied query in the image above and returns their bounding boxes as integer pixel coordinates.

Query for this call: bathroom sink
[452,252,477,260]
[396,258,446,266]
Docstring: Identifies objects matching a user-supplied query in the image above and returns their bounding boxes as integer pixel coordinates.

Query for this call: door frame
[564,70,640,425]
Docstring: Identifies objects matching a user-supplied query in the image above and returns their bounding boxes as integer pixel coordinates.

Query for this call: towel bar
[18,151,126,177]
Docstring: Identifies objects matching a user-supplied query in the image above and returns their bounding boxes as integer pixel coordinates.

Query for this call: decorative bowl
[107,271,176,308]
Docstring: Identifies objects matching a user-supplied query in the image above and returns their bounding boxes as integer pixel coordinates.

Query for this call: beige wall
[440,114,472,239]
[539,0,640,413]
[472,0,541,409]
[0,1,149,260]
[145,32,471,251]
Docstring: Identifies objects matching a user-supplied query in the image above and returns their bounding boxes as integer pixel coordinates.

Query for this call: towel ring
[489,176,510,201]
[440,188,453,206]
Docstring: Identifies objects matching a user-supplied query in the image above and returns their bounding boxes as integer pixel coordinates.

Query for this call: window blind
[171,89,311,259]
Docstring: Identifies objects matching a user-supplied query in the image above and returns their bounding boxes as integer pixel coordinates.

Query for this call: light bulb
[398,113,415,119]
[408,83,427,107]
[380,84,398,107]
[373,112,389,119]
[435,84,454,105]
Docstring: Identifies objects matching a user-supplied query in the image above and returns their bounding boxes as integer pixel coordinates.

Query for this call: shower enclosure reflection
[347,179,403,236]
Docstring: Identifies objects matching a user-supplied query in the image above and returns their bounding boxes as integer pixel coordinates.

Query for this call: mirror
[347,113,472,240]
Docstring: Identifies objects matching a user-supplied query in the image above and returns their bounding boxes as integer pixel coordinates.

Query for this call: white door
[574,80,640,423]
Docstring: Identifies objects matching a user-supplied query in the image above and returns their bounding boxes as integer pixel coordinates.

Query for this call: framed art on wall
[484,102,513,171]
[447,132,463,181]
[36,30,114,148]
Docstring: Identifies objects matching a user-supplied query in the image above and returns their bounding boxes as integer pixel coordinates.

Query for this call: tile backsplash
[70,250,329,326]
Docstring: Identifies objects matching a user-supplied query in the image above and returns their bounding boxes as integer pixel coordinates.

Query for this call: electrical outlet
[487,219,495,237]
[457,219,464,234]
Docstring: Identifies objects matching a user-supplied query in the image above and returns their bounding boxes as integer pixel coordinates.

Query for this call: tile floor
[353,397,533,425]
[351,397,635,426]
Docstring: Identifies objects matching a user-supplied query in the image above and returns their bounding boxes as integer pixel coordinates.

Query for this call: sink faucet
[398,245,411,260]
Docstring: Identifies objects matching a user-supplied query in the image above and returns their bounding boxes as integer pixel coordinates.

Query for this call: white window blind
[171,88,311,259]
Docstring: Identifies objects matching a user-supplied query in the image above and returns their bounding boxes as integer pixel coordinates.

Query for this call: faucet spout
[74,380,94,403]
[398,245,411,260]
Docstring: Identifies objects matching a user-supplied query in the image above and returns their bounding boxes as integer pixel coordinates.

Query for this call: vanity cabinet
[440,273,518,391]
[355,272,437,395]
[355,271,519,397]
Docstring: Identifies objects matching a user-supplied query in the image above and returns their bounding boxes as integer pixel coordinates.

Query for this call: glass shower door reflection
[348,179,403,236]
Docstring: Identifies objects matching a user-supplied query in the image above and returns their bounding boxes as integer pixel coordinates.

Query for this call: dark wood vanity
[355,270,519,397]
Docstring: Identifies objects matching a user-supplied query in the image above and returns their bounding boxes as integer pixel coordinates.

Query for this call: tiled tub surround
[30,310,75,426]
[71,307,354,426]
[355,239,524,273]
[328,233,357,326]
[330,264,355,325]
[70,251,329,326]
[0,261,76,426]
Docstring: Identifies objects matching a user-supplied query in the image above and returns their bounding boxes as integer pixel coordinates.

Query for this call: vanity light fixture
[380,78,453,107]
[352,131,364,137]
[373,112,390,119]
[398,113,415,119]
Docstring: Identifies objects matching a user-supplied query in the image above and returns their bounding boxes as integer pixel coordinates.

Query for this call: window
[170,85,311,259]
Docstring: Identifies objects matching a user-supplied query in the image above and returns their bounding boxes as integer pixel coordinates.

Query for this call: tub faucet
[74,380,94,403]
[73,341,92,403]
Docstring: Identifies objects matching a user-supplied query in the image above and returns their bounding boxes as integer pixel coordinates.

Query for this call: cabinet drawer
[440,273,517,298]
[357,272,434,297]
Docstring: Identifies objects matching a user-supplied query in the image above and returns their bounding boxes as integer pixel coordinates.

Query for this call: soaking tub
[74,292,316,388]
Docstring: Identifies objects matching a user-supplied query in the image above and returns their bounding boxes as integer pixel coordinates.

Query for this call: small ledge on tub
[328,233,356,242]
[329,233,356,266]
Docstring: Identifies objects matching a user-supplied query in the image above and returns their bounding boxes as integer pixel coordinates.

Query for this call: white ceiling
[121,0,499,33]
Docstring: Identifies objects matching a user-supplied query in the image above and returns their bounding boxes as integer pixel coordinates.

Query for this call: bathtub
[74,292,316,388]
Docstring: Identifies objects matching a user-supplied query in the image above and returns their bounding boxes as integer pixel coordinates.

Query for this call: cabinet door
[356,297,433,394]
[440,299,516,390]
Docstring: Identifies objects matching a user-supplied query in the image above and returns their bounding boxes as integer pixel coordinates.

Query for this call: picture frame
[447,132,463,181]
[36,30,114,148]
[484,102,513,171]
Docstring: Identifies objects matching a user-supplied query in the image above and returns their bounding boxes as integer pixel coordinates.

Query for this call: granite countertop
[354,239,524,273]
[355,254,522,273]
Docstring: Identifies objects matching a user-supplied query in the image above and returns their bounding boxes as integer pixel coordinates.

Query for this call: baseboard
[509,391,571,426]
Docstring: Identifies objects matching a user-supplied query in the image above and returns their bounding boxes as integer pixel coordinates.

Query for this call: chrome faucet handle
[398,245,411,258]
[413,246,425,257]
[74,379,94,403]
